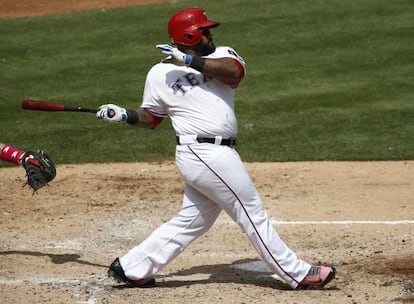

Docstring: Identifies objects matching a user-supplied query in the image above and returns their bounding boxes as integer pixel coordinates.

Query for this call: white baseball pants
[119,143,311,288]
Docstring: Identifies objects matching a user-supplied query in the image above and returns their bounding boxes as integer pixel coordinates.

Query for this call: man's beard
[193,41,216,56]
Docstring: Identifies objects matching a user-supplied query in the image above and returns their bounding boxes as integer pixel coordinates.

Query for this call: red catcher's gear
[168,8,220,46]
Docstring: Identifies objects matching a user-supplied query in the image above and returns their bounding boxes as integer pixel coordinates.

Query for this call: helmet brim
[197,20,220,29]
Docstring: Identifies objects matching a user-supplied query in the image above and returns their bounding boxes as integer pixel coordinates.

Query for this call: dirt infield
[1,1,413,303]
[1,161,413,303]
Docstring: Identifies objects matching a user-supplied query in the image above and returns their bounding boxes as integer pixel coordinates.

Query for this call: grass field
[1,0,413,164]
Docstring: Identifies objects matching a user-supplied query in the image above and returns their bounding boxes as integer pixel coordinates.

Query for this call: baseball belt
[176,135,237,146]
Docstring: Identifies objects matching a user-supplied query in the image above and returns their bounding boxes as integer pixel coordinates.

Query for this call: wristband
[184,54,193,65]
[126,109,139,125]
[189,57,206,72]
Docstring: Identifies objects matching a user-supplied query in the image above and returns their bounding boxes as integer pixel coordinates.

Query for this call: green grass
[1,0,413,165]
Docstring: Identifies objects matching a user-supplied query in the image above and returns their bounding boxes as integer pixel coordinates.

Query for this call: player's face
[193,28,216,56]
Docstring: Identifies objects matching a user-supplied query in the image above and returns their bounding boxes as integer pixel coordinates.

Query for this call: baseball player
[97,8,336,289]
[0,142,56,191]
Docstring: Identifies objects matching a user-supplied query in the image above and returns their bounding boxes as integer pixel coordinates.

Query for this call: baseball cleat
[297,265,336,289]
[108,257,156,288]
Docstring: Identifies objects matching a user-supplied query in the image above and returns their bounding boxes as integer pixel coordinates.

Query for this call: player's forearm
[192,57,242,84]
[130,108,156,129]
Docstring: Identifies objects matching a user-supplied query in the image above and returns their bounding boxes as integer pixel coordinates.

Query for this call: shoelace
[307,266,321,276]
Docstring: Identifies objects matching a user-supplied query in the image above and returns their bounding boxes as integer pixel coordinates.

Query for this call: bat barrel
[21,99,97,113]
[22,99,65,111]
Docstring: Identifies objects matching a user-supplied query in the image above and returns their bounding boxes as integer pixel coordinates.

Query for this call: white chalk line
[217,219,414,225]
[270,220,414,225]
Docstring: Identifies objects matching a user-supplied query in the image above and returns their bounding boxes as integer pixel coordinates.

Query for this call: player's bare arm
[134,108,156,129]
[199,57,242,84]
[188,30,244,84]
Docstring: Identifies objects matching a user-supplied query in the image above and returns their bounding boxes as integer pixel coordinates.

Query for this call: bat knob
[107,108,115,118]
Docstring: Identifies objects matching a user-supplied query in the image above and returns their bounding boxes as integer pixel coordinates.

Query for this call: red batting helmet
[168,8,220,46]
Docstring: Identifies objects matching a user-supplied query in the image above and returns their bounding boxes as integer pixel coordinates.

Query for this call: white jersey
[141,46,246,137]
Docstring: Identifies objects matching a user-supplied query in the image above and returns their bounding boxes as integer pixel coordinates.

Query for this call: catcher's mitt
[21,150,56,192]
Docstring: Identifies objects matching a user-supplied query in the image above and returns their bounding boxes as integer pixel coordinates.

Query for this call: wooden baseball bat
[21,99,97,113]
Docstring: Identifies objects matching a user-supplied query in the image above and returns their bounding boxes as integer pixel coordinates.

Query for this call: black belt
[176,136,237,146]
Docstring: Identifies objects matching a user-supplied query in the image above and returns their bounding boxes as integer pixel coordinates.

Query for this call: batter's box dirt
[365,255,414,276]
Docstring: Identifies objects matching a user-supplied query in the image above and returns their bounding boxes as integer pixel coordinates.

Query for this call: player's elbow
[221,59,245,86]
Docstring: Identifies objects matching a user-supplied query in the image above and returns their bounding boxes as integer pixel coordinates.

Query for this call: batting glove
[96,104,127,123]
[156,44,193,66]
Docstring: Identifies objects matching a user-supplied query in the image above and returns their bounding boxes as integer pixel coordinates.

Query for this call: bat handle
[63,105,97,113]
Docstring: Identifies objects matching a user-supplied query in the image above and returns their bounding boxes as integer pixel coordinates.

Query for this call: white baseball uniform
[119,46,311,288]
